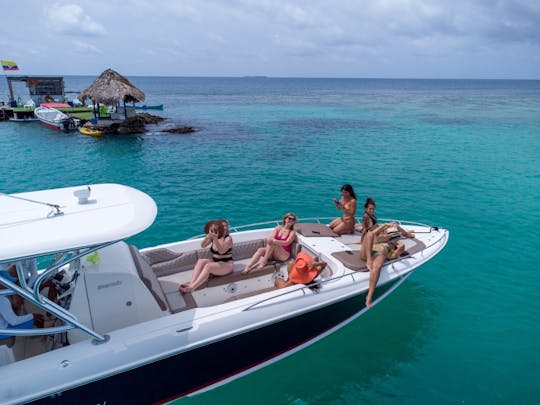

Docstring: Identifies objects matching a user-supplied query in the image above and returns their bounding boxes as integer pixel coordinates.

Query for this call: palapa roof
[79,68,145,105]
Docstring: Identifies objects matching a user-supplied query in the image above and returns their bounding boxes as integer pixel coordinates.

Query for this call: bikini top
[209,237,232,258]
[274,230,286,241]
[275,228,293,252]
[361,213,378,241]
[364,213,377,228]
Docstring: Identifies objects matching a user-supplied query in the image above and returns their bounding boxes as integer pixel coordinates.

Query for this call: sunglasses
[287,217,296,221]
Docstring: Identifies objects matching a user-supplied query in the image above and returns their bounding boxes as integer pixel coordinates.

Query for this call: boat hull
[34,105,79,131]
[38,120,62,131]
[29,279,399,405]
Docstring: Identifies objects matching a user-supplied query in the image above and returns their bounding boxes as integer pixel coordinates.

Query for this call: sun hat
[289,252,320,284]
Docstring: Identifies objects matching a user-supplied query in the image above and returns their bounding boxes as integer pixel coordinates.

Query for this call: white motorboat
[34,103,80,131]
[0,184,448,404]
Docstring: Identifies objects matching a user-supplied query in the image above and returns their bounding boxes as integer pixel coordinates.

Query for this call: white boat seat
[144,239,274,278]
[148,238,299,312]
[0,345,15,366]
[129,245,168,311]
[224,286,277,302]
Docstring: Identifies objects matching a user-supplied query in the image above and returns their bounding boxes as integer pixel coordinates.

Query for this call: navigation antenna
[0,193,64,217]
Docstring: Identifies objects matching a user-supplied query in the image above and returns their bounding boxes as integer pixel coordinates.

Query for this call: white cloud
[72,39,103,54]
[207,33,226,44]
[0,0,538,77]
[45,3,107,36]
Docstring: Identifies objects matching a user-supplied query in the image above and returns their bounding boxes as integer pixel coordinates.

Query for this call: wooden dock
[0,107,14,121]
[0,106,95,122]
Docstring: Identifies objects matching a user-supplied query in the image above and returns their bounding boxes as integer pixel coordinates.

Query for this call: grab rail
[243,227,448,311]
[0,240,120,343]
[243,269,370,311]
[189,217,435,240]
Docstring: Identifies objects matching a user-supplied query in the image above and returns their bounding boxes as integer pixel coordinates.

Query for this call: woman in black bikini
[179,220,233,293]
[360,222,414,308]
[361,198,414,243]
[360,197,378,241]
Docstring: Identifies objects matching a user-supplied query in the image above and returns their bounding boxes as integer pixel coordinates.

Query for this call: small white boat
[0,184,448,404]
[34,103,80,131]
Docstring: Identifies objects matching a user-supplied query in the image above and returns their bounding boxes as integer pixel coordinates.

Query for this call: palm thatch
[79,68,145,105]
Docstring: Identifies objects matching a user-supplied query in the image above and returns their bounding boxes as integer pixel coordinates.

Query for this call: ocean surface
[1,77,539,404]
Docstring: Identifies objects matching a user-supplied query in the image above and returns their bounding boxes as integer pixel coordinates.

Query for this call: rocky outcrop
[84,113,197,135]
[117,113,165,134]
[162,126,196,134]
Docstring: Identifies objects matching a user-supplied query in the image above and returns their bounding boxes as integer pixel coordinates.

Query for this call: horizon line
[2,73,540,81]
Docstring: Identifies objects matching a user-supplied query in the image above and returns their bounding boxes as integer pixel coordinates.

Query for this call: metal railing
[243,225,448,311]
[189,216,437,240]
[0,241,120,343]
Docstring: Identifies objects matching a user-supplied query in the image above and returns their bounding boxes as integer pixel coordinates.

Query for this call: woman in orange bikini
[241,213,297,274]
[329,184,357,235]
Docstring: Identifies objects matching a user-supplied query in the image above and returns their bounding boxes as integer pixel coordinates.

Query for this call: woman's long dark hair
[364,197,376,210]
[341,184,357,200]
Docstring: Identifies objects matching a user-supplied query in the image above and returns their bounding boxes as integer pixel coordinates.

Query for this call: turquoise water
[1,77,539,404]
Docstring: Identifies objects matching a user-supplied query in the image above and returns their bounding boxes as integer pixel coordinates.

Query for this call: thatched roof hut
[79,68,145,105]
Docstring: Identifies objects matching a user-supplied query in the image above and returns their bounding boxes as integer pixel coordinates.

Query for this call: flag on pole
[1,60,19,71]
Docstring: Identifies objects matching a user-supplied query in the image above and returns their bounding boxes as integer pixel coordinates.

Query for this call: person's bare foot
[405,231,415,238]
[366,293,373,308]
[178,282,190,292]
[255,260,267,270]
[179,285,193,293]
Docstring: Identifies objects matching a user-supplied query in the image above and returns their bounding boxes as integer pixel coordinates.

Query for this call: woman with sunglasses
[241,213,297,274]
[329,184,357,235]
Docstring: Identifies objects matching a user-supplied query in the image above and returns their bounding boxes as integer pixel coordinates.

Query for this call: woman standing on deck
[329,184,357,235]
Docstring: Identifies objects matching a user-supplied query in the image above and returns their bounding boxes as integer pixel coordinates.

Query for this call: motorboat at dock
[34,103,80,131]
[0,184,448,404]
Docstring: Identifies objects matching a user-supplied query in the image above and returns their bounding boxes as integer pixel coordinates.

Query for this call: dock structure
[4,76,65,106]
[0,106,14,121]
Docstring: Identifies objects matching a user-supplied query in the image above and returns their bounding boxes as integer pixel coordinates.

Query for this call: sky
[1,0,539,79]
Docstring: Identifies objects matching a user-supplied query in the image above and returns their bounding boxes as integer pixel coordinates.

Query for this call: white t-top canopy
[0,184,157,261]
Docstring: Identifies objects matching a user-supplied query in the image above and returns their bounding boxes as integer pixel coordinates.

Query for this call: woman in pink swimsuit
[241,213,297,274]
